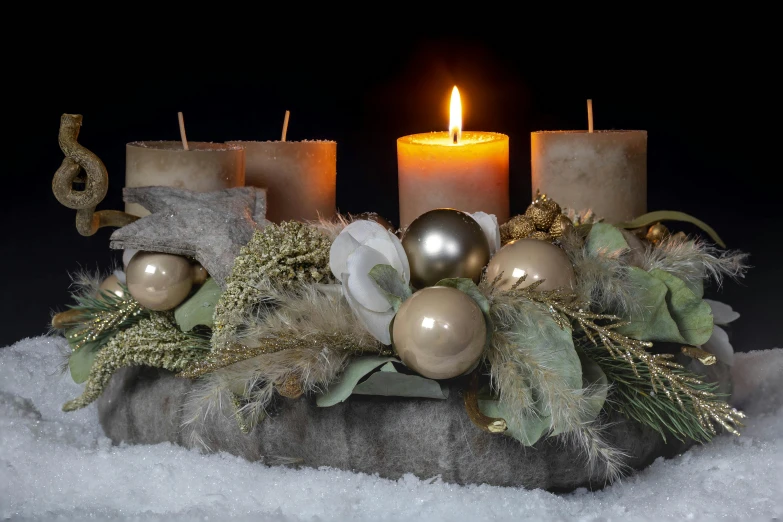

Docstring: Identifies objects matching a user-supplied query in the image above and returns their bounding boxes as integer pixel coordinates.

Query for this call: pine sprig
[58,285,148,352]
[578,340,716,442]
[484,274,745,439]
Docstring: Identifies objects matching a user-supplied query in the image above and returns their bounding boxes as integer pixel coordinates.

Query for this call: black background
[2,29,779,351]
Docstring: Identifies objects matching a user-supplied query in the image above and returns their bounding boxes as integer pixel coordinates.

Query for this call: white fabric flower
[330,220,410,345]
[702,299,740,366]
[469,212,500,255]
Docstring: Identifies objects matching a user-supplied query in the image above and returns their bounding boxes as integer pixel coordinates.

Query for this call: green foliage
[618,268,714,345]
[579,340,716,443]
[368,264,412,311]
[175,278,221,331]
[586,222,629,254]
[615,210,726,247]
[316,356,448,407]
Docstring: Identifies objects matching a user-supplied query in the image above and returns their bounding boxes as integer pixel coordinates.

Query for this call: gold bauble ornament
[500,215,536,244]
[401,208,490,289]
[646,222,670,244]
[485,238,576,292]
[392,286,486,380]
[126,251,194,310]
[98,273,125,298]
[191,263,209,285]
[525,192,561,230]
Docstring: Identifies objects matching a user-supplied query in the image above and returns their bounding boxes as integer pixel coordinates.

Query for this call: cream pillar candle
[531,102,647,223]
[397,87,509,229]
[124,141,245,217]
[226,140,336,223]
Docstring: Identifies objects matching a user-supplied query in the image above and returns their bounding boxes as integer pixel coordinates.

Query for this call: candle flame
[449,86,462,144]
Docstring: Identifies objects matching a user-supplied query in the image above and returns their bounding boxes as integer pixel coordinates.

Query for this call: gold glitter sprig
[489,275,745,438]
[62,313,208,411]
[212,222,334,349]
[57,285,147,352]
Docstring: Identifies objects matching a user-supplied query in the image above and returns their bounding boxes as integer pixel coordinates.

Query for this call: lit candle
[531,100,647,223]
[397,87,509,229]
[227,111,337,223]
[124,113,245,217]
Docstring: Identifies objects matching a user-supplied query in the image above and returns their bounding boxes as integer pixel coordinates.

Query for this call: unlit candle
[227,140,337,223]
[531,130,647,223]
[124,141,245,217]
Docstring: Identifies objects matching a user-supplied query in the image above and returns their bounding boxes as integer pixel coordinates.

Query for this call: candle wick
[178,112,189,150]
[587,99,594,133]
[281,110,290,142]
[453,132,458,144]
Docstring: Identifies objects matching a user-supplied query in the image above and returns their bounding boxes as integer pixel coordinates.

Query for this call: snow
[1,336,782,521]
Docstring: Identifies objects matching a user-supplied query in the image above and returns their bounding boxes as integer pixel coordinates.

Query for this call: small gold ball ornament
[98,274,125,299]
[500,215,536,244]
[401,209,490,289]
[646,222,670,244]
[191,263,209,285]
[525,192,561,230]
[485,238,576,292]
[392,286,486,380]
[125,251,194,310]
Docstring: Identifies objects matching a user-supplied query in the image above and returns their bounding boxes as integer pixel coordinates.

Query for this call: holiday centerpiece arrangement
[46,99,749,490]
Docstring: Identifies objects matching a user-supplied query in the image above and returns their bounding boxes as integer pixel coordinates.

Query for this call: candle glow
[396,85,510,228]
[449,86,462,144]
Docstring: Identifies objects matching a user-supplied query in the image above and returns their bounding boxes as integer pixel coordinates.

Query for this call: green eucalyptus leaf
[580,354,608,421]
[618,268,713,345]
[316,356,398,407]
[369,264,412,312]
[649,269,714,345]
[433,278,490,315]
[352,363,449,399]
[434,277,493,348]
[585,223,629,256]
[174,278,221,332]
[478,399,552,446]
[616,210,726,248]
[68,343,100,384]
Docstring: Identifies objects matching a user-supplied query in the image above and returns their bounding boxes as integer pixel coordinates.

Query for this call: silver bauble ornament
[126,251,193,310]
[401,208,490,289]
[99,274,125,298]
[392,286,486,380]
[485,238,576,291]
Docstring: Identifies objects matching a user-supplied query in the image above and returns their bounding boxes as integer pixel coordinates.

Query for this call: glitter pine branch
[483,274,745,439]
[62,313,209,412]
[56,285,147,353]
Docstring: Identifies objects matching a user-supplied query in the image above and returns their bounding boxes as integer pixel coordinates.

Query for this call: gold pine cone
[500,215,536,244]
[275,374,304,399]
[548,214,574,239]
[646,222,670,244]
[528,231,552,241]
[525,198,561,230]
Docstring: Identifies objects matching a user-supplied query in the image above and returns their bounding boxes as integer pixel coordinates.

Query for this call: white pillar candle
[124,141,245,217]
[531,102,647,223]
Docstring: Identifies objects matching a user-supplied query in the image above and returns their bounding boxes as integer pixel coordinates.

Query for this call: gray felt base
[95,366,709,491]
